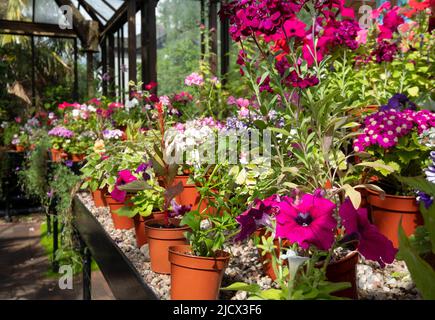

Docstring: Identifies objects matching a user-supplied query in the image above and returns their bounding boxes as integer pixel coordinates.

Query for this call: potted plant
[112,162,166,247]
[169,209,238,300]
[353,95,434,247]
[48,126,74,162]
[226,191,397,300]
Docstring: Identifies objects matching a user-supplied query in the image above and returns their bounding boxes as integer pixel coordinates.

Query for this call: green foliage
[17,137,51,211]
[180,210,237,257]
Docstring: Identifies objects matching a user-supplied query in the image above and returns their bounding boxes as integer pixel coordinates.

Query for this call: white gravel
[77,192,421,300]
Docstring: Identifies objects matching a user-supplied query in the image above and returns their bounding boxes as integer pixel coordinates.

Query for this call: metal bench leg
[81,241,92,300]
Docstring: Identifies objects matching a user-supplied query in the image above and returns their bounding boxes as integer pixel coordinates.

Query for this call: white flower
[200,219,212,230]
[88,105,96,112]
[280,249,309,279]
[72,109,80,118]
[126,98,139,110]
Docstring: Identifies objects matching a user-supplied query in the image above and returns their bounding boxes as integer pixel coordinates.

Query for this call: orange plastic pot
[15,145,25,152]
[367,189,423,248]
[50,148,67,162]
[92,189,107,208]
[105,194,134,230]
[70,153,85,162]
[144,219,189,274]
[133,213,163,248]
[169,245,230,300]
[173,175,201,210]
[324,251,359,299]
[152,211,166,220]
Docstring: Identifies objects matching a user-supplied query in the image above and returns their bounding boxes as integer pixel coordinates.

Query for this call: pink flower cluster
[48,126,74,138]
[184,72,204,86]
[354,108,435,152]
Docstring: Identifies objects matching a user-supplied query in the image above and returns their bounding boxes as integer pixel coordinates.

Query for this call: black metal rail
[72,196,158,300]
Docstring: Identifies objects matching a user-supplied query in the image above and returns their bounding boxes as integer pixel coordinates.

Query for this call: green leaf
[258,289,282,300]
[396,176,435,196]
[398,224,435,299]
[342,184,361,209]
[221,282,261,294]
[118,180,152,192]
[407,86,419,97]
[114,206,136,218]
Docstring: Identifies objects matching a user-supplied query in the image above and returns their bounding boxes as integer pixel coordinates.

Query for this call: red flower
[145,81,158,91]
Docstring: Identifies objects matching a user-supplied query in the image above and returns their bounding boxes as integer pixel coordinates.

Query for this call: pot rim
[169,244,231,261]
[365,187,417,200]
[327,250,359,267]
[144,218,188,231]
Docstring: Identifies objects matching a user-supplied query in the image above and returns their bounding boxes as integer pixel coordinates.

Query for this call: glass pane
[34,0,62,24]
[34,37,76,108]
[70,0,94,21]
[84,0,115,20]
[0,35,33,119]
[0,0,33,22]
[156,0,201,95]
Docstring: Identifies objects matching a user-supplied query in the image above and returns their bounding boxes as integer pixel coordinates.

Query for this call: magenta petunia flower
[339,198,397,267]
[234,198,274,242]
[276,194,337,251]
[110,169,137,203]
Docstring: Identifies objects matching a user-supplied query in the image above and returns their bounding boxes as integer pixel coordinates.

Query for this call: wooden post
[127,0,137,88]
[141,0,158,91]
[220,13,230,83]
[102,38,108,96]
[108,33,115,98]
[87,51,94,98]
[208,0,218,76]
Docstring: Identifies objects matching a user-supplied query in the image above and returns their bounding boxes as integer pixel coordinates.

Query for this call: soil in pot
[145,219,189,274]
[92,189,107,208]
[169,245,230,300]
[367,189,423,248]
[105,193,134,230]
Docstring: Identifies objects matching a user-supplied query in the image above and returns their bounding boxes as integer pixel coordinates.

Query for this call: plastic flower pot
[105,193,134,230]
[323,251,359,300]
[92,189,107,208]
[15,145,25,152]
[169,245,230,300]
[366,189,423,248]
[173,175,201,210]
[70,153,86,162]
[50,148,67,162]
[133,212,163,248]
[144,219,189,274]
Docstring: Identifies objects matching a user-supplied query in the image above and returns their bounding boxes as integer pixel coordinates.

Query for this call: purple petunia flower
[339,198,397,267]
[168,199,191,218]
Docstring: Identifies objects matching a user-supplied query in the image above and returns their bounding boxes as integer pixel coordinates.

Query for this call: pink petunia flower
[276,194,337,251]
[110,170,137,203]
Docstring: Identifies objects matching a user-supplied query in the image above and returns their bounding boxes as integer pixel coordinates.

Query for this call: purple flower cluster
[417,151,435,209]
[327,19,361,50]
[372,41,399,63]
[354,108,435,152]
[380,94,417,111]
[102,129,124,140]
[48,126,74,138]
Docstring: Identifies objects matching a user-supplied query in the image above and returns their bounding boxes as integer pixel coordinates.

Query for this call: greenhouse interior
[0,0,434,305]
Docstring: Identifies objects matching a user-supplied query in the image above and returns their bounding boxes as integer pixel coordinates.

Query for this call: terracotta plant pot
[324,251,359,299]
[70,153,85,162]
[152,211,166,220]
[367,189,423,248]
[133,213,163,248]
[92,189,107,208]
[15,145,25,152]
[105,193,134,230]
[173,175,201,210]
[169,245,230,300]
[349,105,379,118]
[144,219,189,274]
[50,148,67,162]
